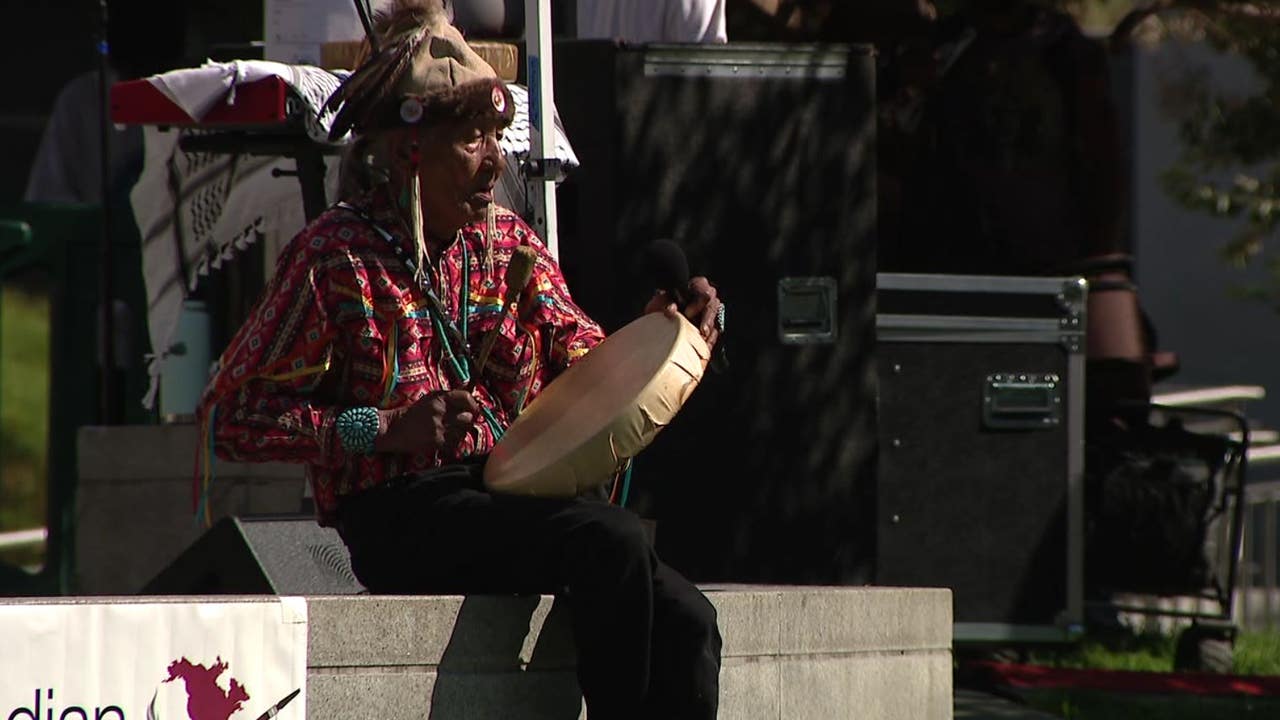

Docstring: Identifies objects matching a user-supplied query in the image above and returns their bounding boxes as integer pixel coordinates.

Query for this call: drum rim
[484,312,710,495]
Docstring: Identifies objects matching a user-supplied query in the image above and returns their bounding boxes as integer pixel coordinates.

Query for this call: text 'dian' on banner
[0,598,307,720]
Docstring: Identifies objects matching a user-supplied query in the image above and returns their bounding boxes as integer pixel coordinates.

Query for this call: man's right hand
[373,390,479,455]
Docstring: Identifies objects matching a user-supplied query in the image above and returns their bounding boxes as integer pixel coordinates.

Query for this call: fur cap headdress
[325,0,515,141]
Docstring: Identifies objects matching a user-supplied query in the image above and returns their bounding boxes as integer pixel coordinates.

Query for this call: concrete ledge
[308,586,953,720]
[0,587,952,719]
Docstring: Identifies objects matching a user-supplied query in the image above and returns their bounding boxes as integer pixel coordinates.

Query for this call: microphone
[646,238,691,310]
[473,244,537,380]
[645,240,728,371]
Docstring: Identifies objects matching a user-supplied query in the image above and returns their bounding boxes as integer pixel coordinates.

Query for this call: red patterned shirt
[198,188,604,525]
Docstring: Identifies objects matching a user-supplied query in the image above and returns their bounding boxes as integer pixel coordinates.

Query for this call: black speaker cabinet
[143,516,364,595]
[552,42,878,584]
[876,273,1086,643]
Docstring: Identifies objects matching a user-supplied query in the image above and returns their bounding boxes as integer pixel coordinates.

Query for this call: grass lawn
[1007,628,1280,718]
[1236,632,1280,676]
[0,283,50,567]
[1027,628,1280,676]
[1024,689,1280,719]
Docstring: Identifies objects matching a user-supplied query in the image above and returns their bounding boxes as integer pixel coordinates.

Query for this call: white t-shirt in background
[576,0,727,44]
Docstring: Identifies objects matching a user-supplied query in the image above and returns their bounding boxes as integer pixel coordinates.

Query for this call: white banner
[0,599,307,720]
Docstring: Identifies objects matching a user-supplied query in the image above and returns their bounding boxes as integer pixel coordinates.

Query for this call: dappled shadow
[553,41,877,584]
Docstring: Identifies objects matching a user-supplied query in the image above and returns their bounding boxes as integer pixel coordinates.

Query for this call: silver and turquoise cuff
[336,406,380,455]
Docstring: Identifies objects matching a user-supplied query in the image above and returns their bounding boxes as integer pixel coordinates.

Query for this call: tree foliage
[850,0,1277,286]
[926,1,1280,293]
[1111,2,1280,297]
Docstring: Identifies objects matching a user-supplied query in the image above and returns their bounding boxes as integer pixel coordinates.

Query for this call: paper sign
[266,0,380,65]
[0,599,308,720]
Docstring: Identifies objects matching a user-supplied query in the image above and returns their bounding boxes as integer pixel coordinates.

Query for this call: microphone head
[647,239,690,291]
[503,245,537,305]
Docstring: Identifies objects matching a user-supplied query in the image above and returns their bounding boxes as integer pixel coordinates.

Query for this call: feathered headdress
[324,0,515,142]
[325,0,514,284]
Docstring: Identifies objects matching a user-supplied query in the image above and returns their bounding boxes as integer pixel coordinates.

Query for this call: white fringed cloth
[130,61,578,409]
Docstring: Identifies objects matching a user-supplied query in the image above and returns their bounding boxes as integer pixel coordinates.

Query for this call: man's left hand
[645,276,722,348]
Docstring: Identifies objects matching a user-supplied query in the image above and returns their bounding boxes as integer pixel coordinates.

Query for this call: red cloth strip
[969,661,1280,697]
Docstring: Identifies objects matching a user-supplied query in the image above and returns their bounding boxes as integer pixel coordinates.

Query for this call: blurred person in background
[25,5,185,204]
[577,0,727,43]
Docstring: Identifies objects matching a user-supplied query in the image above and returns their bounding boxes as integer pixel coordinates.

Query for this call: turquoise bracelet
[336,406,380,455]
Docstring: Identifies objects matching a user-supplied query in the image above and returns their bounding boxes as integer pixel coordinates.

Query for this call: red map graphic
[163,657,251,720]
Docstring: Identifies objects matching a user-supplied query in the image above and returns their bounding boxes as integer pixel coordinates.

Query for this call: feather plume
[324,0,448,139]
[408,153,427,287]
[384,0,448,31]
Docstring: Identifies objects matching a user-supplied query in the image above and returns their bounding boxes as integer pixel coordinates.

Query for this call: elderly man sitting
[198,2,725,718]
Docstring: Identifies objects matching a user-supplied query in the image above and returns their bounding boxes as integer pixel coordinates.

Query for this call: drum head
[484,312,710,497]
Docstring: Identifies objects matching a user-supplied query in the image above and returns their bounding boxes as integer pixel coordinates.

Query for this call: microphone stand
[97,0,120,424]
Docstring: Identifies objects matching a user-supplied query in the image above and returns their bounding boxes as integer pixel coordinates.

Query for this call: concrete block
[719,657,782,720]
[305,587,953,719]
[75,424,306,595]
[308,595,466,668]
[311,668,588,720]
[704,588,783,658]
[77,424,303,481]
[75,475,307,594]
[779,586,952,654]
[310,661,790,720]
[308,671,434,720]
[308,595,578,671]
[780,653,954,720]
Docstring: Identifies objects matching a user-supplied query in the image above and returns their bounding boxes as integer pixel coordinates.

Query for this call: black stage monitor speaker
[552,41,878,584]
[875,274,1086,642]
[143,516,365,595]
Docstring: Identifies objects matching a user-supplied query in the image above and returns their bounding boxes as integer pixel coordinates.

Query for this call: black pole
[353,0,379,53]
[97,0,119,424]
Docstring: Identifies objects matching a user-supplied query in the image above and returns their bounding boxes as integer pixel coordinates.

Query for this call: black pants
[337,467,722,720]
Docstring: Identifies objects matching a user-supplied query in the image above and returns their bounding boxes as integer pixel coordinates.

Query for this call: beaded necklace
[336,201,504,438]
